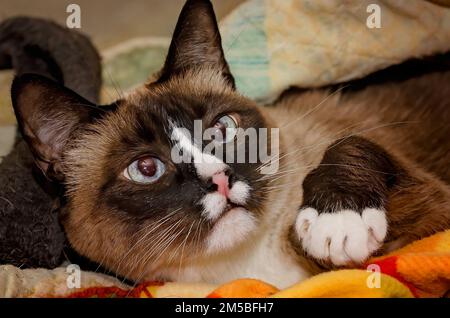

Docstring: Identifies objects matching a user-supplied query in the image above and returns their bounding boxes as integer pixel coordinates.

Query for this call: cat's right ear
[157,0,235,88]
[11,73,108,181]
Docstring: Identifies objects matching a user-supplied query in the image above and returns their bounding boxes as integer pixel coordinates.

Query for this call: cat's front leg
[293,136,396,267]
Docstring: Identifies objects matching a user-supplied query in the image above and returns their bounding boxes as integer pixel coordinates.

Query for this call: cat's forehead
[92,68,259,152]
[115,71,248,126]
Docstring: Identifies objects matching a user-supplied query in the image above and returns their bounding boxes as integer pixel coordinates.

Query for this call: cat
[0,16,102,268]
[9,0,450,288]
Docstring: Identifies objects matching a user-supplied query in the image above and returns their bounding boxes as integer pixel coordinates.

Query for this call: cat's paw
[295,207,387,266]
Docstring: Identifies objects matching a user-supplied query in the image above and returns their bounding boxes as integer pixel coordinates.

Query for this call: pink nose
[212,171,229,197]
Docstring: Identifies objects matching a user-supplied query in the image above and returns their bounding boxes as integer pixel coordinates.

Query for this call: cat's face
[12,0,274,281]
[62,69,272,280]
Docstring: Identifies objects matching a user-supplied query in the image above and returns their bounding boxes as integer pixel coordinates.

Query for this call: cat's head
[11,0,276,281]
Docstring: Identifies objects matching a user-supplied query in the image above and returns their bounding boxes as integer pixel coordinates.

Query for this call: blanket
[98,0,450,103]
[1,230,448,298]
[220,0,450,102]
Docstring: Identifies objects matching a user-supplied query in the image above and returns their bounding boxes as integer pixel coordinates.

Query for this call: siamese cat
[10,0,450,288]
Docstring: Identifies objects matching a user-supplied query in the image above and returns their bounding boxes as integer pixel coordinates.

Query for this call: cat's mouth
[224,202,244,214]
[211,200,249,225]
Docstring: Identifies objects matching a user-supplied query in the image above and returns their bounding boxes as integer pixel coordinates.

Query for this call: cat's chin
[204,207,257,254]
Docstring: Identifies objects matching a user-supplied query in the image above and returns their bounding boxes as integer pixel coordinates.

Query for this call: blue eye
[213,114,238,143]
[124,156,165,184]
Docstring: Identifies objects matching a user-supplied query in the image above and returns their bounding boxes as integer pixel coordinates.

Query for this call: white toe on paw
[295,207,318,239]
[295,208,387,266]
[362,208,388,252]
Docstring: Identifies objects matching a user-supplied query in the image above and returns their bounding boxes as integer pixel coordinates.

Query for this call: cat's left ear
[11,73,114,181]
[157,0,235,88]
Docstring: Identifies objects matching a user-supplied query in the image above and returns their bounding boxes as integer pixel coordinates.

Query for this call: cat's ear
[11,73,107,181]
[157,0,235,88]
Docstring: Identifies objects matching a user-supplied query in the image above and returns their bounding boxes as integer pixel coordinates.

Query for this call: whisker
[256,120,417,174]
[280,86,349,129]
[118,213,184,285]
[104,69,125,100]
[176,219,197,276]
[125,217,186,295]
[113,208,181,279]
[302,120,419,159]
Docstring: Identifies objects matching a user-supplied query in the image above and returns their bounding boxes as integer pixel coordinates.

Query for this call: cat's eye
[124,156,165,184]
[213,114,238,143]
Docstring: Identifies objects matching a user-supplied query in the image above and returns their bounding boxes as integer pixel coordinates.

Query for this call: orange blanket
[66,230,450,298]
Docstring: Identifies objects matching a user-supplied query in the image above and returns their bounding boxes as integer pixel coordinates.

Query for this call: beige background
[0,0,244,49]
